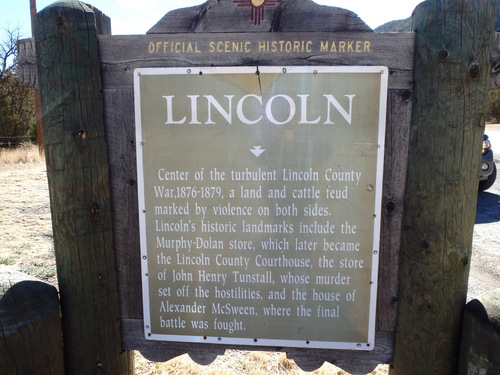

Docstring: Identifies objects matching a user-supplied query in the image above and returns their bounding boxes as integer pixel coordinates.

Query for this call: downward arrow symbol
[250,146,265,157]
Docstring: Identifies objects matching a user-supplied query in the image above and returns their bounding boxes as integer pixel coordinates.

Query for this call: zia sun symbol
[233,0,281,25]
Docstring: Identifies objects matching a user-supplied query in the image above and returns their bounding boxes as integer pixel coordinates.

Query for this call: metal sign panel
[135,66,387,350]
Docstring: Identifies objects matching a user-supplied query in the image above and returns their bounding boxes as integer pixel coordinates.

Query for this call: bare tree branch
[0,26,22,78]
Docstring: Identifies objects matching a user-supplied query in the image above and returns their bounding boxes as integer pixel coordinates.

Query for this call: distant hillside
[375,18,411,32]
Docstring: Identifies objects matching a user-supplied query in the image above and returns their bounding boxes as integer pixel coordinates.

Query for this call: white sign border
[134,65,388,351]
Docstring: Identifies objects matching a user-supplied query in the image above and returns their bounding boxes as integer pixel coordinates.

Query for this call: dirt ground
[467,127,500,301]
[1,142,498,374]
[0,160,56,285]
[469,188,500,300]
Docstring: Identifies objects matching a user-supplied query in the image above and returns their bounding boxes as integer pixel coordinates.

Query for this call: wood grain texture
[377,89,412,331]
[103,88,143,319]
[391,0,497,374]
[17,38,38,88]
[98,17,415,370]
[34,1,132,374]
[148,0,371,33]
[0,270,64,375]
[20,31,500,91]
[18,32,416,90]
[98,32,414,91]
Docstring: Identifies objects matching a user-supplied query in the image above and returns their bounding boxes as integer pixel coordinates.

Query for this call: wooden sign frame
[108,30,412,371]
[20,24,414,375]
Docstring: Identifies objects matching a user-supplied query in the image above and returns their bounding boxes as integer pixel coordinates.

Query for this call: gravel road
[468,127,500,301]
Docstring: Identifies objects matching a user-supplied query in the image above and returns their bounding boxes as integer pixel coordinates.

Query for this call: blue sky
[2,0,422,40]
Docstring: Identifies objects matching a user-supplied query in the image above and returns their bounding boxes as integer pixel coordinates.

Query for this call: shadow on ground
[475,191,500,224]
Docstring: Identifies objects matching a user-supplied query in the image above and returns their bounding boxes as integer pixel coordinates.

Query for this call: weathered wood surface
[17,3,110,90]
[103,88,142,320]
[0,270,64,375]
[27,0,414,371]
[17,38,38,88]
[21,30,500,90]
[98,32,414,90]
[29,0,44,153]
[148,0,371,33]
[121,318,393,374]
[458,288,500,374]
[98,1,413,368]
[391,0,497,374]
[19,32,415,90]
[378,89,412,331]
[34,1,132,374]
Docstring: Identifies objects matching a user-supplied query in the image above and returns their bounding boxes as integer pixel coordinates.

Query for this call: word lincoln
[161,93,356,126]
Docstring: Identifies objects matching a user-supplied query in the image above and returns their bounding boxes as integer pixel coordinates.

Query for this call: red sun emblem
[233,0,281,25]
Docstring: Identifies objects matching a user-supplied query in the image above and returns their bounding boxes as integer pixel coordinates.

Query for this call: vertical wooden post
[34,1,132,374]
[0,271,64,375]
[30,0,44,154]
[391,0,497,374]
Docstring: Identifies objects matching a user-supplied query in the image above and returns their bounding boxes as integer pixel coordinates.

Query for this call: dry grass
[0,144,389,375]
[0,142,44,164]
[134,351,389,375]
[0,145,56,285]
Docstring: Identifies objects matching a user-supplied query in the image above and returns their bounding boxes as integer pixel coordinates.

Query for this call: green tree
[0,27,36,146]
